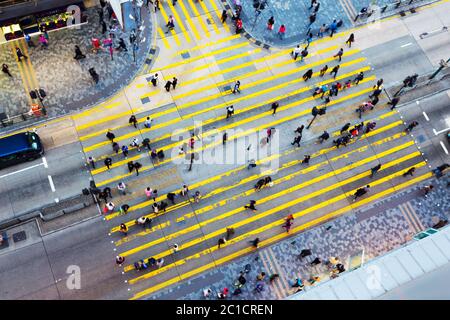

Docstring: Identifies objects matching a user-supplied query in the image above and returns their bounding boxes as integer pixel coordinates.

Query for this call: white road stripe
[440,141,449,154]
[401,42,413,48]
[48,175,56,192]
[434,127,450,135]
[0,163,44,179]
[42,156,48,168]
[422,111,430,121]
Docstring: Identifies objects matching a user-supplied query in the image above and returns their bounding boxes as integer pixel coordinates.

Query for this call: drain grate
[12,231,26,243]
[181,52,190,59]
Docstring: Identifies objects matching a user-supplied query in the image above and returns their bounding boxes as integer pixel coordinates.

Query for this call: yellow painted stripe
[9,42,32,105]
[119,142,418,259]
[157,26,171,49]
[129,169,431,295]
[178,0,201,41]
[72,101,122,120]
[108,114,402,228]
[186,0,210,37]
[90,69,372,173]
[159,2,182,46]
[94,75,377,182]
[198,0,220,34]
[209,0,230,33]
[79,43,347,138]
[172,34,240,57]
[166,0,191,43]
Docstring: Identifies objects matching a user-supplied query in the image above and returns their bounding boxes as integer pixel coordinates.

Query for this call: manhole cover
[223,85,231,92]
[12,231,27,243]
[181,52,190,59]
[416,135,426,143]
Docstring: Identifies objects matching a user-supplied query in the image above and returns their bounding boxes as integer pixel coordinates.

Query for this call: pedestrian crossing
[65,12,435,299]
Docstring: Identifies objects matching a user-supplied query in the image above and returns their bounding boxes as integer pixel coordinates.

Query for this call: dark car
[0,131,44,169]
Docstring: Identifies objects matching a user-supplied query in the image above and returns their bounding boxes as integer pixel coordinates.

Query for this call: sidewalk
[235,0,438,48]
[147,175,450,300]
[0,2,153,124]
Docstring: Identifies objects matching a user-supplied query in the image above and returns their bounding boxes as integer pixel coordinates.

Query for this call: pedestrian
[226,227,235,240]
[354,71,364,85]
[370,88,382,99]
[222,132,228,145]
[119,223,128,236]
[165,80,172,92]
[318,131,329,143]
[250,237,260,248]
[264,176,272,187]
[173,243,179,253]
[232,80,241,94]
[278,24,286,40]
[121,145,129,158]
[365,121,376,133]
[255,179,265,191]
[405,121,418,133]
[388,97,400,110]
[116,255,125,265]
[302,155,311,165]
[150,73,158,86]
[302,69,313,81]
[74,45,86,60]
[89,67,99,84]
[106,130,115,142]
[353,185,370,201]
[319,65,328,77]
[370,164,381,178]
[244,200,257,212]
[349,127,359,139]
[2,64,12,78]
[333,48,344,62]
[257,272,266,281]
[152,202,159,214]
[305,32,313,49]
[166,15,175,33]
[309,0,317,9]
[180,184,189,197]
[226,105,235,119]
[102,157,112,170]
[87,156,96,169]
[154,0,160,12]
[267,16,275,30]
[311,257,321,266]
[221,9,228,23]
[39,33,48,47]
[24,33,36,47]
[16,47,28,61]
[346,33,355,47]
[291,135,302,147]
[340,122,351,134]
[330,64,340,78]
[371,95,379,106]
[318,24,326,38]
[291,278,304,292]
[130,137,141,152]
[194,190,201,203]
[292,45,301,60]
[300,48,308,61]
[217,237,227,249]
[172,77,178,89]
[127,161,134,173]
[152,189,158,201]
[156,258,164,268]
[269,274,280,283]
[295,124,305,135]
[374,78,384,89]
[118,182,127,195]
[299,249,312,259]
[313,1,320,12]
[403,167,416,177]
[134,162,142,176]
[421,185,434,196]
[247,159,257,169]
[329,19,338,37]
[143,117,153,129]
[129,115,138,128]
[119,204,130,215]
[235,18,243,34]
[282,219,293,233]
[136,216,152,229]
[344,79,352,89]
[116,38,127,51]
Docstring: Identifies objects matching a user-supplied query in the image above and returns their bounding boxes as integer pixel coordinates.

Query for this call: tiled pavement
[0,4,152,119]
[235,0,437,48]
[149,175,449,300]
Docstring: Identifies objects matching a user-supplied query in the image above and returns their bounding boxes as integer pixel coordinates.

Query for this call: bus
[0,131,44,169]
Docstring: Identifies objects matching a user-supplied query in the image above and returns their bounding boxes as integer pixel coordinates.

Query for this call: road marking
[400,42,413,48]
[405,201,425,231]
[440,141,449,154]
[433,127,450,135]
[42,157,48,168]
[129,171,433,299]
[422,111,430,121]
[0,163,44,179]
[48,175,56,192]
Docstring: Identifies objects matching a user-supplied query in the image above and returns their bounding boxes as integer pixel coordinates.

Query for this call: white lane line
[401,42,413,48]
[42,156,48,168]
[440,141,449,155]
[48,175,56,192]
[422,111,430,121]
[0,163,44,179]
[434,127,450,135]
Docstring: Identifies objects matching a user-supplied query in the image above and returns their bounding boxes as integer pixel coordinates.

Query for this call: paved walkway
[148,175,449,300]
[235,0,437,48]
[0,2,152,120]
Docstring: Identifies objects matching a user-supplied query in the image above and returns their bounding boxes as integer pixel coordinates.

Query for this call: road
[0,0,449,300]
